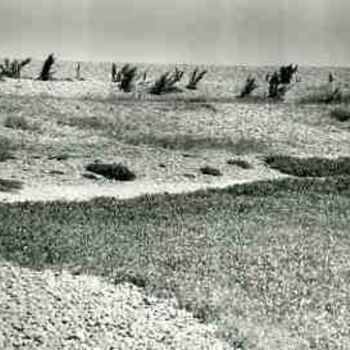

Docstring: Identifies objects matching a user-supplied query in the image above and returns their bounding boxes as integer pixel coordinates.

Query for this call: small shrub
[118,64,138,92]
[227,159,252,169]
[186,67,207,90]
[85,162,136,181]
[238,75,258,98]
[4,115,29,130]
[330,106,350,122]
[150,68,184,95]
[200,166,222,176]
[0,178,23,192]
[0,57,31,79]
[39,54,55,81]
[0,137,17,161]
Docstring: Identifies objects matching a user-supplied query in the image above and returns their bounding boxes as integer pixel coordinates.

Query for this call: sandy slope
[0,262,230,350]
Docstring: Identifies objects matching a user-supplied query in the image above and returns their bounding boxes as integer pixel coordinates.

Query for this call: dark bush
[0,57,31,79]
[39,54,55,81]
[85,162,136,181]
[265,155,350,177]
[186,68,207,90]
[200,166,222,176]
[227,159,252,169]
[330,106,350,122]
[0,178,23,192]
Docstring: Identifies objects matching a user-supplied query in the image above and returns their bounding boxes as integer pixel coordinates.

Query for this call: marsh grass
[265,155,350,177]
[0,177,349,349]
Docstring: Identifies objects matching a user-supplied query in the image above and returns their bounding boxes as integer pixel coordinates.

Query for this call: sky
[0,0,349,66]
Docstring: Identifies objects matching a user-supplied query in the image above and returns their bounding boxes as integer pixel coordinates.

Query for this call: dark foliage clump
[118,64,138,92]
[186,68,207,90]
[149,67,184,95]
[238,75,258,98]
[330,106,350,122]
[227,159,252,169]
[85,162,136,181]
[265,155,350,177]
[268,64,298,99]
[39,54,55,81]
[0,178,23,192]
[0,58,31,79]
[200,166,222,176]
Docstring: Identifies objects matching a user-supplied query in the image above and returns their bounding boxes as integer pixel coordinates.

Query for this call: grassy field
[0,59,350,349]
[0,177,349,349]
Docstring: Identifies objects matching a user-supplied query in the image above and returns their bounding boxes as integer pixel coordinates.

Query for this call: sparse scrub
[286,83,343,104]
[238,75,258,98]
[186,67,207,90]
[330,105,350,122]
[38,54,55,81]
[265,155,350,177]
[85,162,136,181]
[150,68,184,95]
[118,64,138,92]
[0,57,31,78]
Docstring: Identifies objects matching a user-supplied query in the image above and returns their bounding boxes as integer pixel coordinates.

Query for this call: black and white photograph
[0,0,349,349]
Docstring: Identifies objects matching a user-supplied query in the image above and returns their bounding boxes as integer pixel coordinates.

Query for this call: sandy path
[0,262,230,350]
[0,172,287,203]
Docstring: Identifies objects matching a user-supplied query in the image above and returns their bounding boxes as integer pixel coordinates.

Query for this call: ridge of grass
[0,176,349,349]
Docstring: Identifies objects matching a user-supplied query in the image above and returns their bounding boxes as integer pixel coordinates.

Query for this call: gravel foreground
[0,263,229,350]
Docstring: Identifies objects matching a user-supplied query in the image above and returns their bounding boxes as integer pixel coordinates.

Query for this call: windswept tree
[118,64,138,92]
[238,75,258,98]
[75,62,82,80]
[268,64,298,99]
[186,67,207,90]
[39,54,55,81]
[0,57,31,79]
[149,67,184,95]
